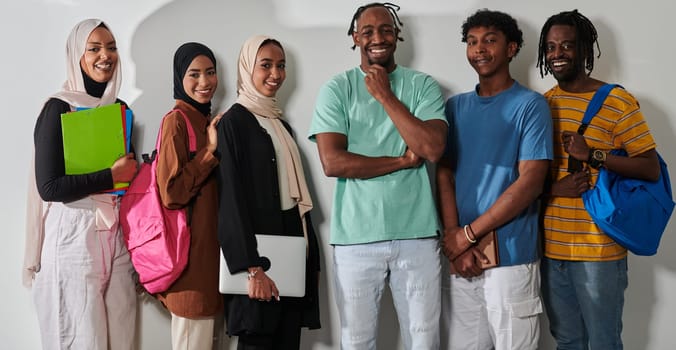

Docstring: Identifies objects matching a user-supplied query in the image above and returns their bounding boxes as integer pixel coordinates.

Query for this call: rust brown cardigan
[155,100,222,318]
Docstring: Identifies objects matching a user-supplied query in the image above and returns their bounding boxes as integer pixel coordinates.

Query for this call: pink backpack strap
[156,109,197,153]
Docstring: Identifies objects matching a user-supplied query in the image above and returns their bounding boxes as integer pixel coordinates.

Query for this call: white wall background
[2,0,675,349]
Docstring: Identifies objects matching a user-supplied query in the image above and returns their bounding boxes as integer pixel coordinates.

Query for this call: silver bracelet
[247,267,260,280]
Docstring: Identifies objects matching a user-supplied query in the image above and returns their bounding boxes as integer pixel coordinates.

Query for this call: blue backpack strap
[577,83,623,134]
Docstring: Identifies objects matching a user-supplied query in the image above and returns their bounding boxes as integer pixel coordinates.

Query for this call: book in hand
[61,103,129,193]
[449,230,499,274]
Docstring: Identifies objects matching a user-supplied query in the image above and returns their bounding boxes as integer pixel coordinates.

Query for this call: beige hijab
[23,19,122,287]
[235,35,313,243]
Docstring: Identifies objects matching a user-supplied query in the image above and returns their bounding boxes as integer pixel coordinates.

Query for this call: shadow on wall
[128,0,475,349]
[622,96,676,350]
[580,18,676,350]
[128,0,676,349]
[129,0,349,348]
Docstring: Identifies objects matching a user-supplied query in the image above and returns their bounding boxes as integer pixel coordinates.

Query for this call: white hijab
[52,19,121,106]
[23,19,121,287]
[235,35,313,246]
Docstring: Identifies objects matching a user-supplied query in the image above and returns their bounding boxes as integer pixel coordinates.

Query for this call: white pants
[171,313,215,350]
[441,260,542,350]
[333,239,441,350]
[32,196,137,350]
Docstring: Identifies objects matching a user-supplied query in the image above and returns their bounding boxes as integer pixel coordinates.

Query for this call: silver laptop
[219,234,306,297]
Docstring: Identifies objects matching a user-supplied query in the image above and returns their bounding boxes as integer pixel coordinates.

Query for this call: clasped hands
[441,226,489,279]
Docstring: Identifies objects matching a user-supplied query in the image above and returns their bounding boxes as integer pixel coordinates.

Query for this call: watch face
[593,149,606,161]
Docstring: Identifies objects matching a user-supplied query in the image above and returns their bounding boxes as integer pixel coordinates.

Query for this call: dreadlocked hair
[347,2,404,50]
[461,9,524,57]
[537,9,601,78]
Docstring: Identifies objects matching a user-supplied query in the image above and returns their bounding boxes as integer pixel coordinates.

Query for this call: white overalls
[32,194,137,349]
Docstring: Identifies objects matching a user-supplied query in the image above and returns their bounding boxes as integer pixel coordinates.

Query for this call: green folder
[61,103,127,191]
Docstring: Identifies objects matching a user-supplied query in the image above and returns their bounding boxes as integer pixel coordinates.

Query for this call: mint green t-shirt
[308,65,446,245]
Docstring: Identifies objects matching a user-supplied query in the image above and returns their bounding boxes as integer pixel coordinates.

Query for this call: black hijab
[173,42,217,116]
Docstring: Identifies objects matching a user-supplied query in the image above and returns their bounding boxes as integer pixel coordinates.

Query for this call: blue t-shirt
[445,81,553,266]
[309,65,446,245]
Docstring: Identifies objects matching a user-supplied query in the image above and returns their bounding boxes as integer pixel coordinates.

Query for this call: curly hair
[537,9,600,78]
[461,9,524,57]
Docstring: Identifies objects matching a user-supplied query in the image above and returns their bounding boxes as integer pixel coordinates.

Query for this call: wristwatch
[588,148,607,169]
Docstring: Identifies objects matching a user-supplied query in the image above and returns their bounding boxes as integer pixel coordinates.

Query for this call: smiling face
[352,6,397,71]
[252,42,286,97]
[80,26,118,83]
[545,24,585,83]
[465,26,516,79]
[182,55,217,104]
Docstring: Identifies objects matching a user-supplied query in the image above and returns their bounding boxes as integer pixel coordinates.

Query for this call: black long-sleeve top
[217,103,320,274]
[33,98,128,202]
[216,103,320,335]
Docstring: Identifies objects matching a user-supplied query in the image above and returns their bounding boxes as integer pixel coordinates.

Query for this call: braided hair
[537,9,601,78]
[348,2,404,50]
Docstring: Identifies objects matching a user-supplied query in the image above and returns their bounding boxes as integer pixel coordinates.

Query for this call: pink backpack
[119,109,195,293]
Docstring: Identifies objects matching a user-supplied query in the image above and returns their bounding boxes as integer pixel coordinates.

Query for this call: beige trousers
[171,313,216,350]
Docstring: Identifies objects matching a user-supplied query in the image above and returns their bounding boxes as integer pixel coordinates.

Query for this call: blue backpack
[579,84,675,256]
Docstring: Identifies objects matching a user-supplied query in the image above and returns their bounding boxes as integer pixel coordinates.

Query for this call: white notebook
[219,234,306,297]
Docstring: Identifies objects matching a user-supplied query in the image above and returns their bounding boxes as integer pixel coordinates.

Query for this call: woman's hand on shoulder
[206,113,223,153]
